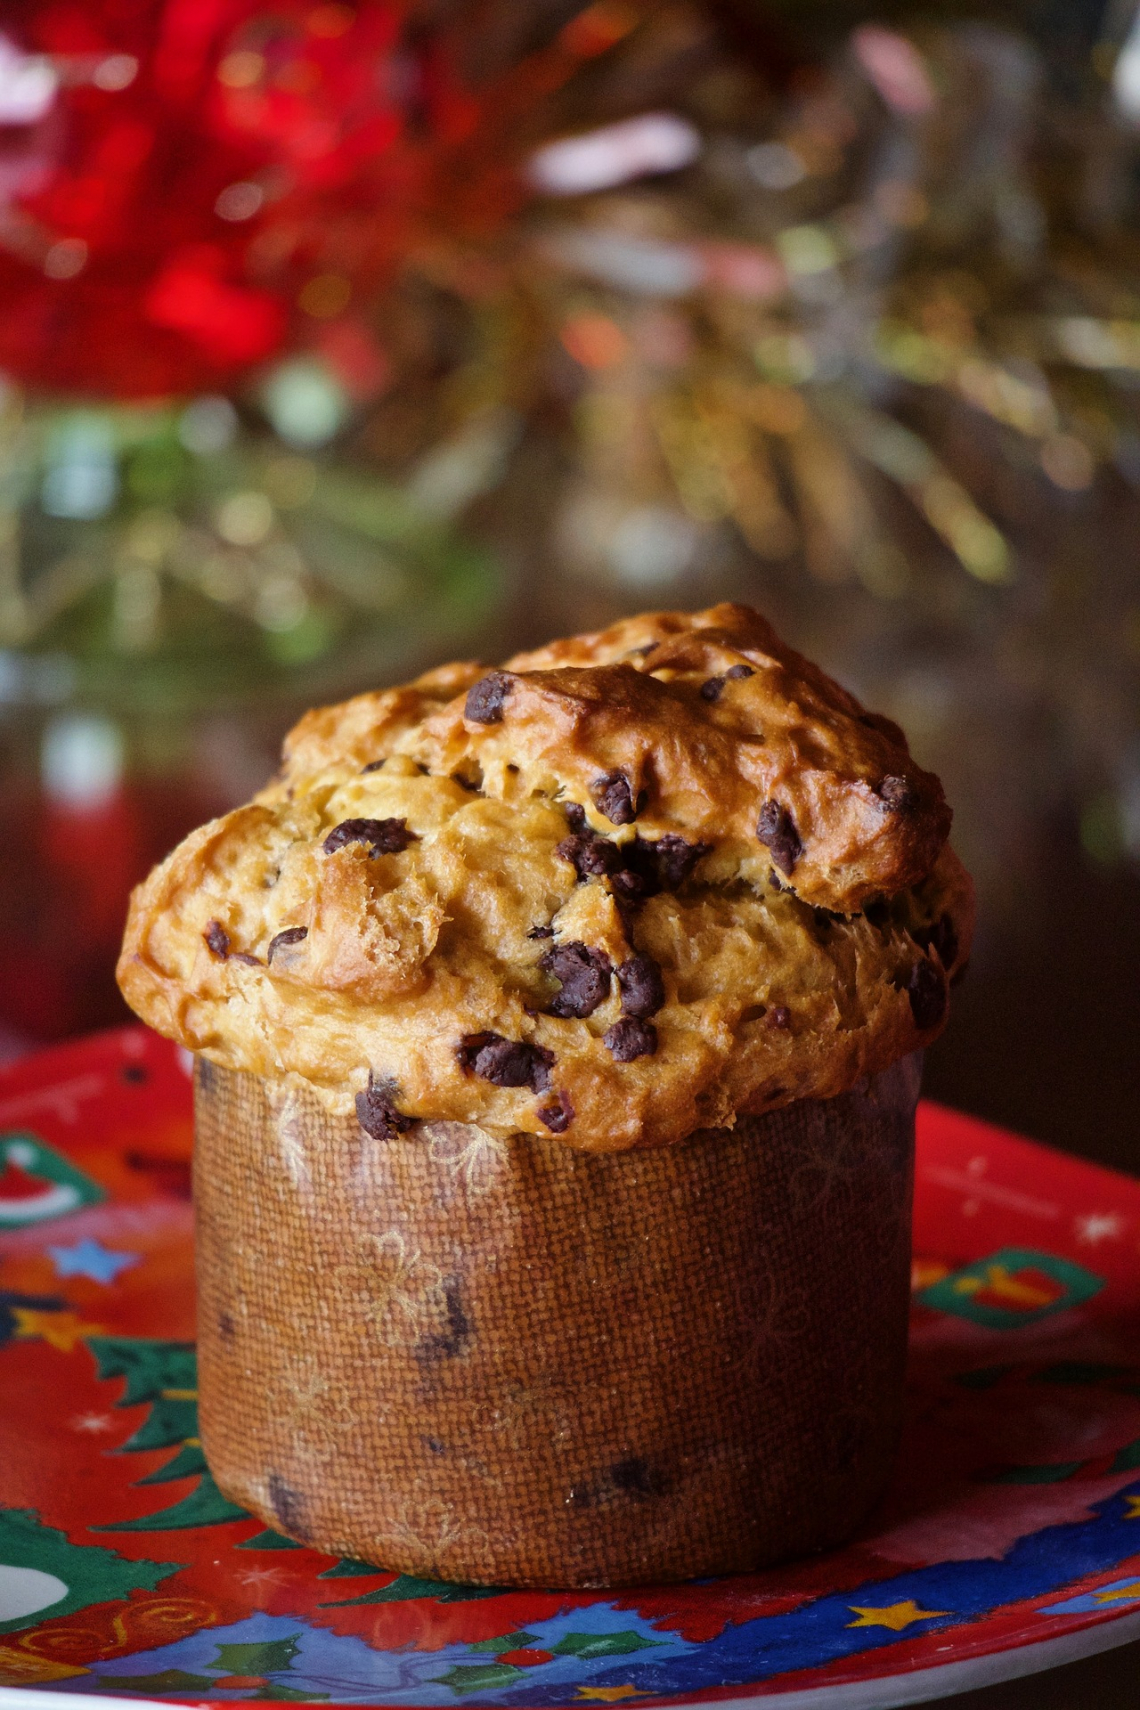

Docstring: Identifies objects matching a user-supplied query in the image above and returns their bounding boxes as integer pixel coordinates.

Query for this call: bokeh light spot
[299,274,351,318]
[215,491,274,546]
[218,50,265,88]
[1040,435,1095,491]
[216,182,264,222]
[93,54,138,91]
[561,314,628,369]
[44,240,88,281]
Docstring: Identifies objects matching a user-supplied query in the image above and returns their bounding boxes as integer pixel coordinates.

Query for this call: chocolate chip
[756,800,802,876]
[541,941,612,1018]
[702,663,754,699]
[203,920,230,959]
[455,1031,498,1072]
[267,1472,309,1542]
[768,1006,791,1030]
[230,951,262,966]
[323,817,413,857]
[603,840,651,899]
[267,926,308,963]
[609,867,647,905]
[465,671,513,724]
[649,833,710,891]
[355,1074,415,1140]
[906,960,947,1030]
[559,806,708,897]
[456,1033,554,1092]
[607,832,710,902]
[604,1017,657,1061]
[769,868,790,893]
[590,769,643,826]
[527,924,555,939]
[878,774,917,813]
[610,1456,661,1496]
[361,759,385,773]
[538,1092,574,1133]
[617,953,665,1018]
[415,1276,471,1363]
[557,831,620,881]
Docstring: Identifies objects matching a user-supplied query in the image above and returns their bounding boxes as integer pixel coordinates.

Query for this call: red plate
[2,1028,1140,1708]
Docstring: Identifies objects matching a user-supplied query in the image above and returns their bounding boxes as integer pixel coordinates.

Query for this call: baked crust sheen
[118,603,974,1151]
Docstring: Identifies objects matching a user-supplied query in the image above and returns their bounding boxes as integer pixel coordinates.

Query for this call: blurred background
[0,0,1136,1172]
[0,5,1138,1702]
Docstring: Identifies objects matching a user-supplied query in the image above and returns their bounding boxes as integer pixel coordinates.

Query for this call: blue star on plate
[47,1239,140,1285]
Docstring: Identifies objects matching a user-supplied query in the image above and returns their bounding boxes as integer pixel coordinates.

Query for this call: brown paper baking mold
[193,1053,920,1588]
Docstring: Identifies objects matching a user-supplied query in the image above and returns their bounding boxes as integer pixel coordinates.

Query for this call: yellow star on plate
[1122,1496,1140,1520]
[847,1600,950,1631]
[12,1308,105,1352]
[576,1690,648,1702]
[1094,1581,1140,1603]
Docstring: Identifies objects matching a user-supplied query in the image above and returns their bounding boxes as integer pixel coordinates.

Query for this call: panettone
[119,602,971,1154]
[118,601,973,1585]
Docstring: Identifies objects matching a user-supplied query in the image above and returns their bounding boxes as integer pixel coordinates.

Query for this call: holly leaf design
[209,1637,301,1675]
[99,1670,217,1693]
[430,1663,526,1693]
[469,1631,538,1655]
[552,1631,666,1659]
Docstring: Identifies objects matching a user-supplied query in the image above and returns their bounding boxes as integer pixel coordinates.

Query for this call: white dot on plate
[0,1564,68,1623]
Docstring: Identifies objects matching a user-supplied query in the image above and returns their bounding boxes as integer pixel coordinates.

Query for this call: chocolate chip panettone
[118,602,973,1587]
[119,602,971,1152]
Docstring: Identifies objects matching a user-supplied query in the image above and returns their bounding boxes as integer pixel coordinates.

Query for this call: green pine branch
[87,1338,248,1533]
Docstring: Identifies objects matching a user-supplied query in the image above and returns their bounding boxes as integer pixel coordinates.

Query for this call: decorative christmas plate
[3,1030,1140,1710]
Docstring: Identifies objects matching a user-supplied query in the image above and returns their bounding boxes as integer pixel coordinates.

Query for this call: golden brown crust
[117,603,973,1151]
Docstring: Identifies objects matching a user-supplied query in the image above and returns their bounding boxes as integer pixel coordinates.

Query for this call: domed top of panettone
[117,602,973,1150]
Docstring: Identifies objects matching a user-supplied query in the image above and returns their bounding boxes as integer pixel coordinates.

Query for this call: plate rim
[2,1612,1140,1710]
